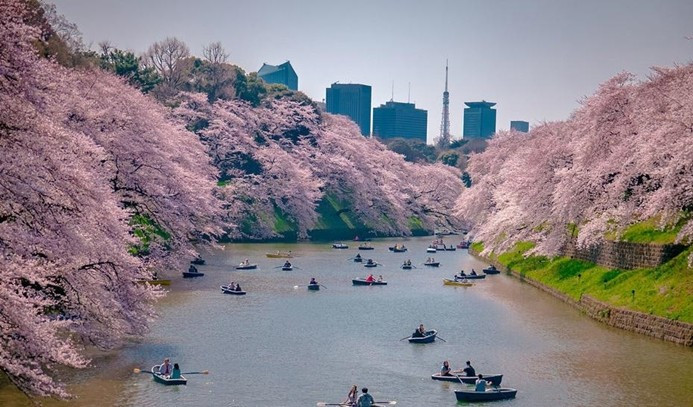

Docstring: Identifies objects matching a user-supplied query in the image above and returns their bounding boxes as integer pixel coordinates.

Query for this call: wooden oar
[181,370,209,375]
[133,368,153,374]
[316,402,395,407]
[399,335,412,341]
[320,284,328,289]
[436,335,447,342]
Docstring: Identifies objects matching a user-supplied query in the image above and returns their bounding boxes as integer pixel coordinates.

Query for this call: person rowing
[412,324,426,338]
[283,260,292,268]
[365,274,375,282]
[470,269,477,276]
[440,360,452,376]
[309,277,318,285]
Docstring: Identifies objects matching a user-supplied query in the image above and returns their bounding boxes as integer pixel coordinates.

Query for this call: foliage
[605,213,692,244]
[99,47,160,93]
[457,66,693,265]
[382,137,437,163]
[487,243,693,322]
[0,1,221,397]
[439,151,459,167]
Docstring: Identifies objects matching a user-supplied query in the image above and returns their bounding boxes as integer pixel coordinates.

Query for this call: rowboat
[138,279,171,286]
[221,285,246,295]
[426,247,436,253]
[389,246,407,252]
[358,245,375,250]
[431,373,503,385]
[353,256,363,262]
[483,265,500,274]
[281,265,293,271]
[454,388,517,402]
[445,245,456,251]
[332,243,349,249]
[456,274,485,280]
[191,257,205,265]
[307,283,320,291]
[408,329,437,343]
[435,244,446,251]
[151,365,187,385]
[352,278,387,286]
[424,261,440,267]
[401,264,413,270]
[235,263,258,270]
[364,261,378,268]
[443,278,474,287]
[266,252,293,258]
[182,271,204,278]
[456,241,470,249]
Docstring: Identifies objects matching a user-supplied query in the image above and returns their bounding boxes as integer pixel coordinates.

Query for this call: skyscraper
[257,61,298,90]
[326,83,372,136]
[463,101,497,139]
[373,101,428,142]
[510,121,530,133]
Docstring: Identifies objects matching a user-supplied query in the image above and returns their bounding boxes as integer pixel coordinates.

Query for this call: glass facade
[510,120,529,133]
[463,101,496,139]
[326,83,372,136]
[373,101,427,142]
[258,61,298,91]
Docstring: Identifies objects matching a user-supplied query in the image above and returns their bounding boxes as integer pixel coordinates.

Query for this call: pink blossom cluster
[1,1,220,396]
[174,93,465,239]
[457,68,693,262]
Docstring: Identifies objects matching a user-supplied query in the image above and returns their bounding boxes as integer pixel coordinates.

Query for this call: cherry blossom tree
[1,0,220,396]
[457,65,693,262]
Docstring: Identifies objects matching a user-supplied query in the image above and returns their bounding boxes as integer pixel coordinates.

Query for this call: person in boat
[309,277,317,285]
[343,384,358,406]
[188,264,198,273]
[365,274,375,282]
[463,361,476,377]
[406,259,411,266]
[170,363,181,379]
[459,270,467,277]
[242,258,249,266]
[355,253,362,259]
[235,283,242,292]
[440,360,452,376]
[470,269,477,276]
[412,324,426,338]
[356,387,374,407]
[228,282,236,290]
[283,261,292,268]
[377,275,383,282]
[366,259,374,265]
[158,358,172,377]
[475,373,490,392]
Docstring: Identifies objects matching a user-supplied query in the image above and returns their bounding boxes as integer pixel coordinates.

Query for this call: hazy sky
[52,0,693,143]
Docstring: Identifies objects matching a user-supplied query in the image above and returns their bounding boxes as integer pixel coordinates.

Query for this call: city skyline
[52,0,693,143]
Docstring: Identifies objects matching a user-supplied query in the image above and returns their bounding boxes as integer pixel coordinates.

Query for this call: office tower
[257,61,298,90]
[326,83,372,136]
[373,101,428,142]
[510,121,530,133]
[463,101,496,139]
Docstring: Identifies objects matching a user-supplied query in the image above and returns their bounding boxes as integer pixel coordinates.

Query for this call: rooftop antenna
[408,82,411,103]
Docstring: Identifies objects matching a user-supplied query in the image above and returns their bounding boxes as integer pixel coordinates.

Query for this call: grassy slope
[478,241,693,323]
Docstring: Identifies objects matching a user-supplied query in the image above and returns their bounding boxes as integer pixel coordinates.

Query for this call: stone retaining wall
[469,247,693,346]
[561,238,686,270]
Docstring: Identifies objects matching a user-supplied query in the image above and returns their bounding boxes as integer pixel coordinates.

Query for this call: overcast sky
[52,0,693,143]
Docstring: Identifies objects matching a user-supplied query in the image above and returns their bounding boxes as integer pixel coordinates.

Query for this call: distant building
[510,120,529,133]
[373,101,428,142]
[257,61,298,90]
[463,101,497,139]
[326,83,372,136]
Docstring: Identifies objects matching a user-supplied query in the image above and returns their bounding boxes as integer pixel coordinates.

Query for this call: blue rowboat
[151,365,187,385]
[454,388,517,402]
[182,271,204,278]
[483,265,500,274]
[408,329,437,343]
[307,283,320,291]
[431,373,503,385]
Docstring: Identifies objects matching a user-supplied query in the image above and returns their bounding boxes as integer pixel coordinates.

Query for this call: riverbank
[469,242,693,346]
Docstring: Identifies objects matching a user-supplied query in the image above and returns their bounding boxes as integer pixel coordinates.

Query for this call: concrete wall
[469,247,693,346]
[561,238,686,270]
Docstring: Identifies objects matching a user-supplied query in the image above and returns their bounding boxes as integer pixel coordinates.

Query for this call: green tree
[99,47,160,93]
[439,151,459,167]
